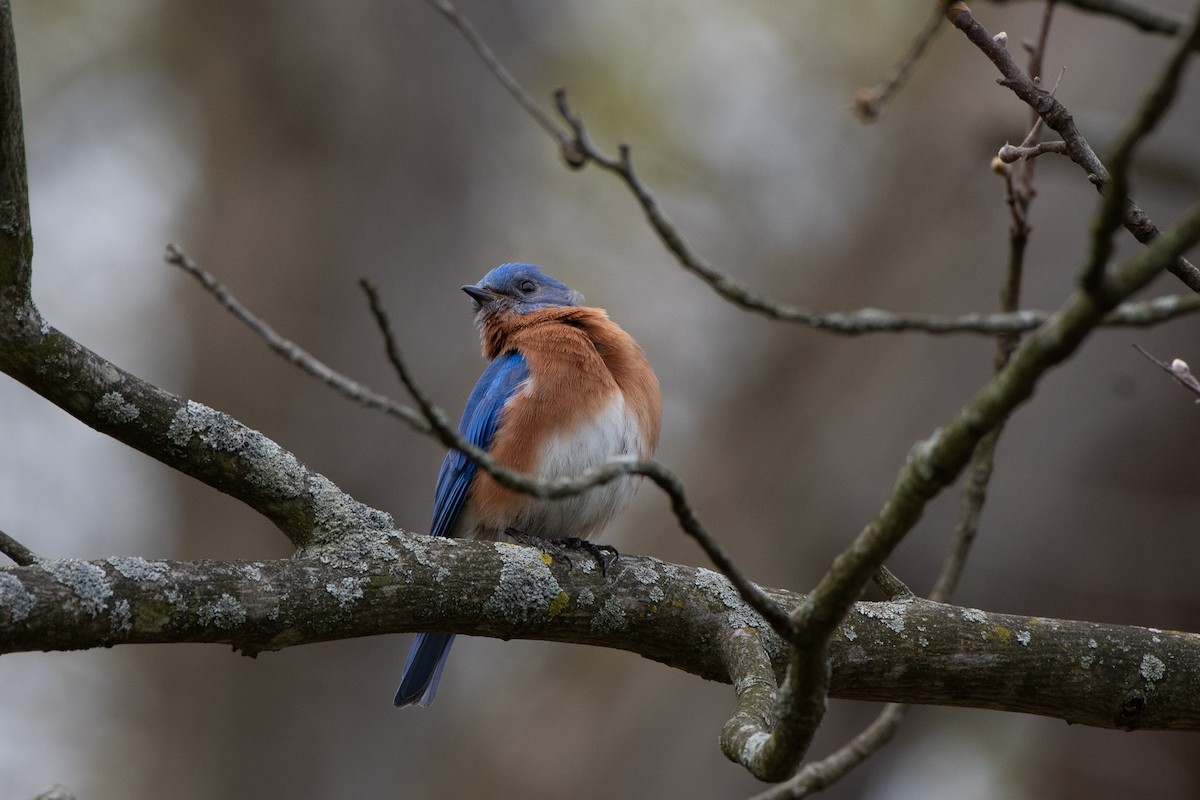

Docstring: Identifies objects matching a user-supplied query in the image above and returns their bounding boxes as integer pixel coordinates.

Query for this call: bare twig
[1100,292,1200,326]
[1133,344,1200,400]
[768,192,1030,790]
[1000,3,1058,218]
[417,0,582,165]
[1025,1,1056,98]
[748,704,910,800]
[0,527,38,565]
[853,3,945,121]
[556,86,1200,332]
[916,11,1057,762]
[998,139,1068,163]
[932,429,1001,602]
[165,245,433,434]
[936,5,1051,601]
[946,3,1200,292]
[422,0,1200,328]
[988,0,1191,39]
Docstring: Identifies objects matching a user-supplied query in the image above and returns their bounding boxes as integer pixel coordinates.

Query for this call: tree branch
[165,245,433,434]
[997,139,1068,163]
[0,315,392,549]
[3,545,1198,733]
[773,14,1061,789]
[747,199,1200,774]
[0,526,38,566]
[853,3,946,121]
[0,0,31,302]
[945,2,1200,292]
[860,204,1200,589]
[748,704,910,800]
[418,0,582,165]
[421,0,1200,334]
[3,2,1198,791]
[1081,3,1200,291]
[988,0,1193,40]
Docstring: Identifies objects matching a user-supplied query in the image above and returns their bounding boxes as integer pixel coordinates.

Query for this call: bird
[394,262,661,707]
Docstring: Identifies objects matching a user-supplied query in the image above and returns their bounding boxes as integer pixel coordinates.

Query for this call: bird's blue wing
[429,350,529,538]
[395,350,528,708]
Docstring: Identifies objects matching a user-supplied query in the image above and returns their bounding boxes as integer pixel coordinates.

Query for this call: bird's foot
[510,533,619,575]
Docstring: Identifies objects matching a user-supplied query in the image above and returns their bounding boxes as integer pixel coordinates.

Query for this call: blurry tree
[3,1,1200,799]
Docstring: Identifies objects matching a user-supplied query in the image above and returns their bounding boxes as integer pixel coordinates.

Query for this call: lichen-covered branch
[719,627,783,779]
[2,542,1198,733]
[0,13,390,551]
[0,318,391,549]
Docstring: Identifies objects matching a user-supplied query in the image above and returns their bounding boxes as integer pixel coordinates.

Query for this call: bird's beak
[462,284,496,306]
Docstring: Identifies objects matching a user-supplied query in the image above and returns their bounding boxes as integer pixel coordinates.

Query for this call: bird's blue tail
[394,632,456,707]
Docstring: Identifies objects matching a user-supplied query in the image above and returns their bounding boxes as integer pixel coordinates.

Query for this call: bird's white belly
[517,394,645,540]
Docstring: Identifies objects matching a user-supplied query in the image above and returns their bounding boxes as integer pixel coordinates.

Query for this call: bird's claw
[511,533,619,575]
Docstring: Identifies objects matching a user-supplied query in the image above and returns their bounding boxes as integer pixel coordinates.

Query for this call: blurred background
[2,1,1199,798]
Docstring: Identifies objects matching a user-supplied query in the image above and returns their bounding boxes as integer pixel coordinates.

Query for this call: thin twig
[557,86,1200,332]
[930,0,1055,681]
[0,527,38,565]
[997,139,1068,163]
[1025,1,1056,104]
[748,704,910,800]
[872,565,915,600]
[1006,0,1057,216]
[418,0,584,166]
[932,429,1001,601]
[853,3,945,121]
[164,245,433,433]
[988,0,1190,39]
[424,0,1200,324]
[1133,344,1200,400]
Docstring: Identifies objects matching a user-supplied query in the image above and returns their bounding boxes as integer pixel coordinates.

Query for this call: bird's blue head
[462,263,583,314]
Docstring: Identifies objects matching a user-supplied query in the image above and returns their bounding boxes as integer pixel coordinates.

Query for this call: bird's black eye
[518,279,537,294]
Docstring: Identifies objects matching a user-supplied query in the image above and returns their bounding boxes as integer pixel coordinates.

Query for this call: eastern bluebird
[394,263,661,707]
